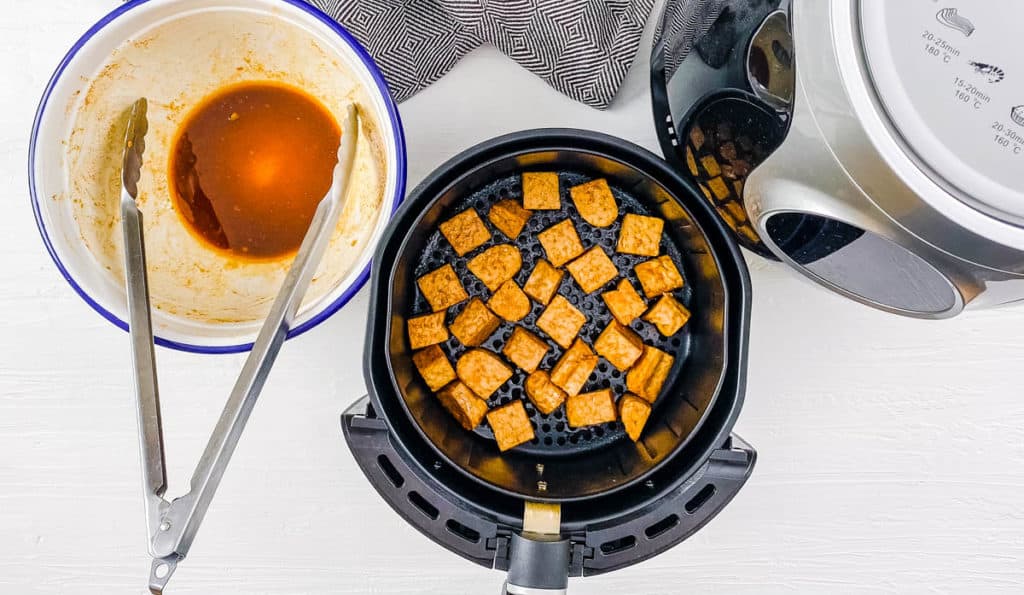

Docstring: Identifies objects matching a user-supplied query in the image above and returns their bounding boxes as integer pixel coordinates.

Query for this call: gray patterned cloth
[653,0,727,80]
[307,0,656,109]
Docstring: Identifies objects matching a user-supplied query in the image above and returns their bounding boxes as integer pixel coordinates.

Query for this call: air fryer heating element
[411,172,693,457]
[344,130,756,590]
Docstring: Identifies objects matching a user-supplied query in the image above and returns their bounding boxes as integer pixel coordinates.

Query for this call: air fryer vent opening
[377,455,404,488]
[408,491,439,520]
[599,535,637,555]
[685,484,716,514]
[763,213,960,316]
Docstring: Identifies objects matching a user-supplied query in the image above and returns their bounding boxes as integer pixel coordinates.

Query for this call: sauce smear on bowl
[169,81,341,259]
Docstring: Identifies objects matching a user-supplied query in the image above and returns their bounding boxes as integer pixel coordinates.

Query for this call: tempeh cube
[407,311,448,350]
[594,321,645,371]
[538,219,584,267]
[701,155,722,177]
[618,393,652,441]
[723,200,747,224]
[626,345,675,403]
[569,178,619,228]
[708,177,731,200]
[488,199,533,239]
[503,327,550,373]
[522,172,561,210]
[413,345,456,391]
[685,146,699,177]
[566,246,618,294]
[523,259,564,305]
[468,244,522,292]
[536,295,586,349]
[438,381,489,431]
[643,294,691,337]
[634,255,684,298]
[524,370,567,415]
[450,298,500,346]
[616,214,664,257]
[720,141,737,161]
[488,280,531,322]
[487,400,535,451]
[566,389,617,429]
[550,339,598,397]
[689,126,705,150]
[439,208,490,256]
[457,349,513,400]
[601,279,647,326]
[418,264,468,312]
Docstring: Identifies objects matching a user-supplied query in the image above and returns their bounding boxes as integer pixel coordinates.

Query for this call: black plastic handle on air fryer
[502,533,570,594]
[341,396,756,587]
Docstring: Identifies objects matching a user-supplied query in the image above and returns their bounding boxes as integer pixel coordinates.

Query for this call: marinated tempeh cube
[618,393,652,441]
[536,295,586,349]
[523,259,564,305]
[723,200,747,224]
[569,178,619,228]
[407,311,448,350]
[457,349,513,400]
[438,381,489,431]
[737,225,762,244]
[488,280,531,322]
[439,208,491,256]
[503,327,550,373]
[488,199,532,239]
[701,155,722,178]
[468,244,522,292]
[418,264,468,312]
[719,141,737,161]
[538,219,584,267]
[626,345,675,403]
[685,146,699,177]
[524,370,567,415]
[634,255,684,298]
[594,321,645,371]
[566,389,617,429]
[643,294,692,337]
[708,177,731,200]
[689,126,705,150]
[602,279,647,326]
[550,338,598,397]
[450,298,500,347]
[616,214,664,257]
[487,400,535,451]
[522,172,561,210]
[413,345,457,391]
[566,246,618,294]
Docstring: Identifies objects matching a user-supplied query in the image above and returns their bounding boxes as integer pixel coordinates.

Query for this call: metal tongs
[118,98,360,594]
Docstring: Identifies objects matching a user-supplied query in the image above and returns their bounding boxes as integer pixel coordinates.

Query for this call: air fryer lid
[860,0,1024,226]
[382,135,737,502]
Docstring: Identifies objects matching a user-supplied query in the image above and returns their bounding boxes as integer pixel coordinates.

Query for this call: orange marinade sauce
[169,81,342,260]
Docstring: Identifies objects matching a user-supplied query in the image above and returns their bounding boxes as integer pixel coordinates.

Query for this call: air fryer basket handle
[502,532,570,594]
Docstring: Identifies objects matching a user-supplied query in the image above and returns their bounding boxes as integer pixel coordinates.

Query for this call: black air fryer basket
[343,130,754,591]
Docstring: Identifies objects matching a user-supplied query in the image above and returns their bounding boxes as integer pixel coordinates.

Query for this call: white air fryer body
[745,0,1024,317]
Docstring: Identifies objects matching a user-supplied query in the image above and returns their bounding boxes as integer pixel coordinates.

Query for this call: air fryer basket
[345,130,754,585]
[392,152,728,502]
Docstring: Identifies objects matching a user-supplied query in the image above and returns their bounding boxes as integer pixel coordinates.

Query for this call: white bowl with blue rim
[30,0,406,354]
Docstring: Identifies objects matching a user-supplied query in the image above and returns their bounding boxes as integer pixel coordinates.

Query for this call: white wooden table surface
[4,2,1024,593]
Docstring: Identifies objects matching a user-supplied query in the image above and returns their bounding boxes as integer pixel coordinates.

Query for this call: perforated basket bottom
[411,171,693,457]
